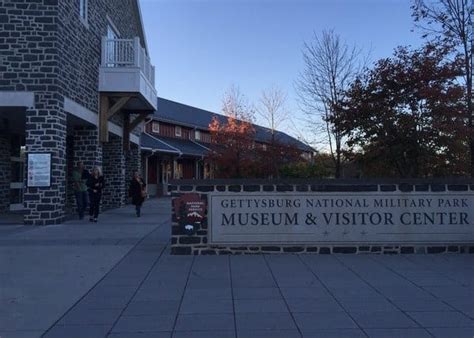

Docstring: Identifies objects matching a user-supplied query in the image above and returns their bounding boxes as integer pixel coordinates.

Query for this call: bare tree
[255,86,291,178]
[412,0,473,176]
[221,85,255,122]
[295,30,363,178]
[257,86,290,144]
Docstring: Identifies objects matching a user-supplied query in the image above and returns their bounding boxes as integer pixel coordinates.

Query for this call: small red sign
[174,193,206,222]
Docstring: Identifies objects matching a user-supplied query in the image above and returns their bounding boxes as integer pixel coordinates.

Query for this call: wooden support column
[123,112,148,151]
[107,97,131,119]
[129,113,148,130]
[99,95,132,143]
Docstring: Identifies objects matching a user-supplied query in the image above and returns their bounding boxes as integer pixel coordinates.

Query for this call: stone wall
[0,134,11,213]
[102,134,126,209]
[0,0,147,118]
[57,0,144,114]
[0,0,146,109]
[170,179,474,255]
[0,0,146,222]
[65,126,103,213]
[24,92,67,225]
[72,126,102,169]
[125,143,141,185]
[0,0,59,92]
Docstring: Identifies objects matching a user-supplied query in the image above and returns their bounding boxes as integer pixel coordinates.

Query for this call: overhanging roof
[141,133,180,154]
[133,0,148,53]
[141,133,210,157]
[159,137,210,157]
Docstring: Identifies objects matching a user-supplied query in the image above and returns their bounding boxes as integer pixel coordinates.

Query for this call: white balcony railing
[101,37,155,87]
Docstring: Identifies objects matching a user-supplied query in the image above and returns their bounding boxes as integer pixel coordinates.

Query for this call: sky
[139,0,424,146]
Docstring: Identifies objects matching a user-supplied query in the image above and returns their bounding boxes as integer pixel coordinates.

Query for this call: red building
[141,98,314,196]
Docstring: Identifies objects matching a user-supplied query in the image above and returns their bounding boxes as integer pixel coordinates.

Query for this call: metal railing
[101,37,155,86]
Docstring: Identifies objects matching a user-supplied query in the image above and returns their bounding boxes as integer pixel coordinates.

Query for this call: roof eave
[134,0,149,54]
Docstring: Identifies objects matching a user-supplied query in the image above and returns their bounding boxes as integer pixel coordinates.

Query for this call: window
[195,130,201,141]
[175,126,182,137]
[152,122,160,134]
[79,0,88,22]
[262,144,267,151]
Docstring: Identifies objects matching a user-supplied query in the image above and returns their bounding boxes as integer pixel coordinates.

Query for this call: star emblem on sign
[360,230,368,236]
[323,230,330,236]
[342,230,349,236]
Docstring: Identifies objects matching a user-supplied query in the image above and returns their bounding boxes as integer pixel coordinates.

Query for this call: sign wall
[209,192,473,244]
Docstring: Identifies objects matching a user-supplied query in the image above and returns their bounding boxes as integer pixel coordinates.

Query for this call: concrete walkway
[0,198,170,338]
[0,198,473,338]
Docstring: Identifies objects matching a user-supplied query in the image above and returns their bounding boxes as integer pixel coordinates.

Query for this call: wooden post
[99,95,132,143]
[107,96,131,120]
[129,113,147,131]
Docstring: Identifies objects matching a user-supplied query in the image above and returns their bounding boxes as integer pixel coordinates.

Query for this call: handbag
[141,188,147,199]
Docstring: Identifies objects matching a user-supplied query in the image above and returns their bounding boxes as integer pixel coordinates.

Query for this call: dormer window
[175,126,182,137]
[152,122,160,133]
[195,130,201,141]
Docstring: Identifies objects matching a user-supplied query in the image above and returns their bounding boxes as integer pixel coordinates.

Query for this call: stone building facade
[0,0,157,224]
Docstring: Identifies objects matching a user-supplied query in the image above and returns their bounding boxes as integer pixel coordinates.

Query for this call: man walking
[72,162,89,219]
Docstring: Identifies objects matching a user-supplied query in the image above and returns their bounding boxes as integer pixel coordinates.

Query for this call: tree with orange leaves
[208,115,256,178]
[208,87,259,178]
[209,86,309,178]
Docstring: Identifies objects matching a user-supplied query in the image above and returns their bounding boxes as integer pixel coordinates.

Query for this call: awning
[140,133,180,154]
[141,133,210,157]
[159,136,210,157]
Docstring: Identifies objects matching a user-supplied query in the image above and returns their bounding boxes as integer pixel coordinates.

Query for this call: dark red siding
[148,156,158,184]
[181,160,195,179]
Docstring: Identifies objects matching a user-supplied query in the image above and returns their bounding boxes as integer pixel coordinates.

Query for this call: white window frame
[175,126,182,137]
[79,0,88,25]
[195,130,201,141]
[152,121,160,133]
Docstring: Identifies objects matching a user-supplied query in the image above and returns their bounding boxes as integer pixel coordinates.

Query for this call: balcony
[99,37,157,111]
[98,37,157,145]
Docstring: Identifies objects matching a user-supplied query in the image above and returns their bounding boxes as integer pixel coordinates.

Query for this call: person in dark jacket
[129,171,146,217]
[87,166,104,223]
[72,162,90,219]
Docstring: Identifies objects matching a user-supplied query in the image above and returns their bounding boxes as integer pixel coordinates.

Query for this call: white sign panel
[27,153,51,187]
[209,192,474,244]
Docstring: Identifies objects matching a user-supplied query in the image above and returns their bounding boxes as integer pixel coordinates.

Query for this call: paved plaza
[0,198,472,338]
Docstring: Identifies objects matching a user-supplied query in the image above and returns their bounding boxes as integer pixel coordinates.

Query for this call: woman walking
[87,166,104,223]
[129,171,146,217]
